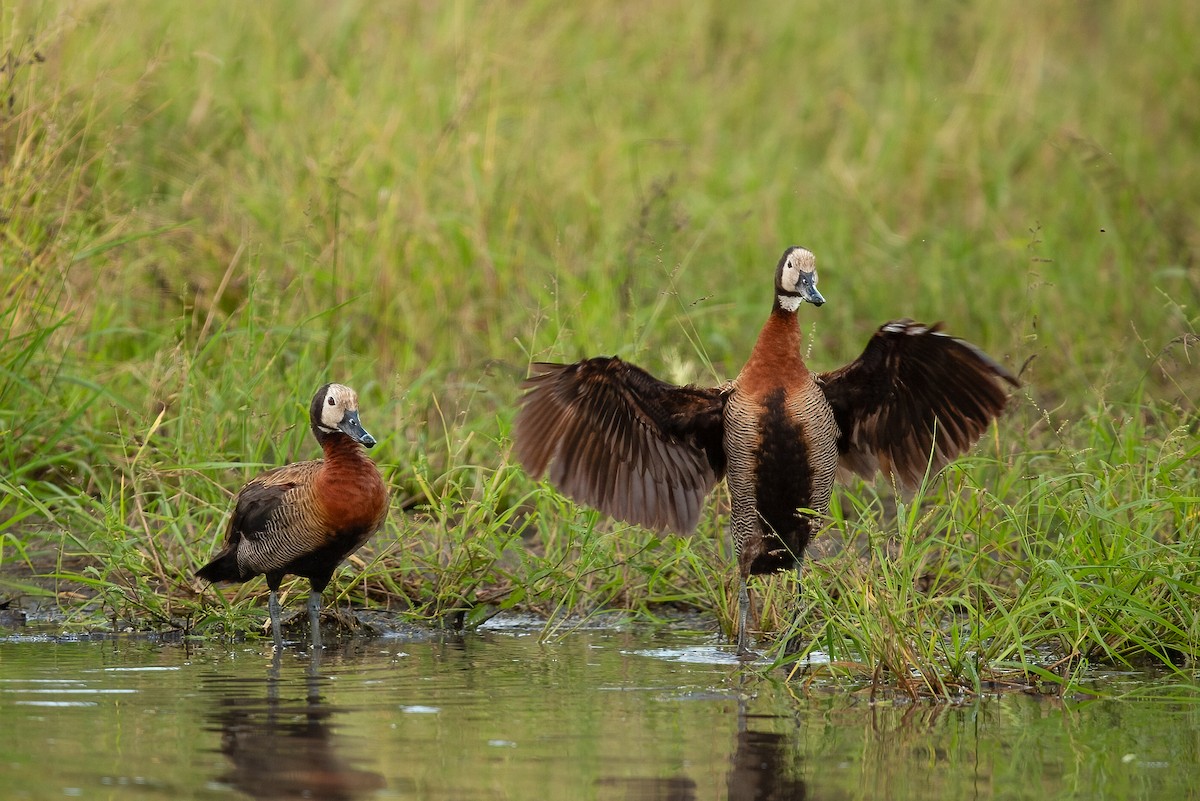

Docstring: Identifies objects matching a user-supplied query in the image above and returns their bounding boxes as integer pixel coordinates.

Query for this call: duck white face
[775,246,826,312]
[313,383,377,447]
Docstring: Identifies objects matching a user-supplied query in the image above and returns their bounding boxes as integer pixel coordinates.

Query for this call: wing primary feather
[818,321,1016,490]
[514,356,727,534]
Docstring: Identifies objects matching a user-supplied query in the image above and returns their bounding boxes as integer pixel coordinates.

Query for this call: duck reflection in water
[204,650,385,801]
[725,717,808,801]
[595,704,806,801]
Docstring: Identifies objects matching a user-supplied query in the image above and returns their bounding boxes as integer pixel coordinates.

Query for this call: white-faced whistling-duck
[197,383,388,649]
[515,246,1019,653]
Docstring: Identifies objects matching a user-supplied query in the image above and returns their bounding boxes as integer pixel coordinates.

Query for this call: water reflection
[594,775,698,800]
[202,650,385,800]
[726,714,808,801]
[3,627,1194,800]
[593,696,808,801]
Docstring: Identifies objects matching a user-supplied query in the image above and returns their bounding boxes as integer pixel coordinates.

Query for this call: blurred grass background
[1,0,1197,685]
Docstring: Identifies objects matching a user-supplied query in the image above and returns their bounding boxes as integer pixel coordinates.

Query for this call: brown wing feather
[230,462,321,541]
[817,320,1019,490]
[196,462,323,583]
[514,357,728,534]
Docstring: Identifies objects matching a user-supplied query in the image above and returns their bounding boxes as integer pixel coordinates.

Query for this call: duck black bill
[338,411,377,447]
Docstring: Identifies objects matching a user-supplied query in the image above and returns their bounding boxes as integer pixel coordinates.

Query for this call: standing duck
[514,247,1018,652]
[197,383,389,649]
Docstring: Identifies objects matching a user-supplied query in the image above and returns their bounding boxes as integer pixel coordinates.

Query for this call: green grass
[1,0,1197,696]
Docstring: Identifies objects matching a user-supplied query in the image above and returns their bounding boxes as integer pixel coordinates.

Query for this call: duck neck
[317,431,369,464]
[747,305,807,373]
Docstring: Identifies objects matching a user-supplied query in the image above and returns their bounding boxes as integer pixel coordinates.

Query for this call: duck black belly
[747,387,817,573]
[724,381,839,577]
[275,530,372,593]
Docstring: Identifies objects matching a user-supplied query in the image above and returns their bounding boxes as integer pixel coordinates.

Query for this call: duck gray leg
[307,590,323,650]
[268,590,284,651]
[736,577,754,656]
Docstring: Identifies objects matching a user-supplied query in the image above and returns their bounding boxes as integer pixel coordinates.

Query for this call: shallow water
[0,619,1196,800]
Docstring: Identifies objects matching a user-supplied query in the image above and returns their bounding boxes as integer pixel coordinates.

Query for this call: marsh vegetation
[1,0,1197,697]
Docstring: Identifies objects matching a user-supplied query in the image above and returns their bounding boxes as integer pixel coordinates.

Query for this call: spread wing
[514,357,728,534]
[817,320,1019,490]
